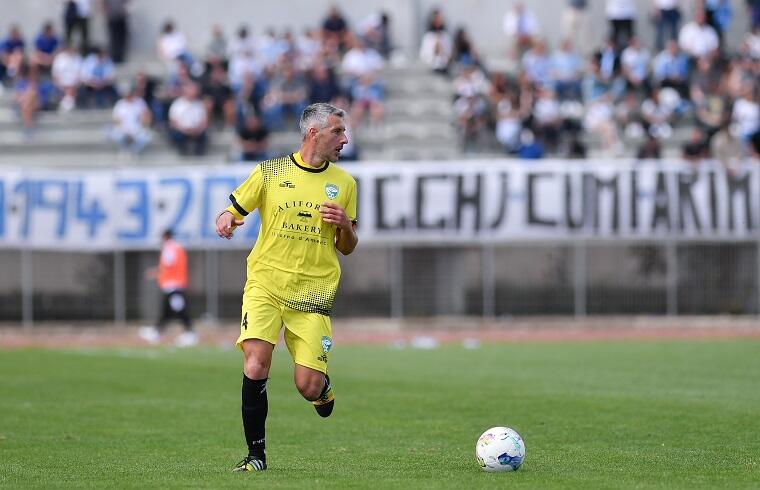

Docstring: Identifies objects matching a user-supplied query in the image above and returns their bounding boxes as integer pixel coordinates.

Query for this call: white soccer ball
[475,426,525,472]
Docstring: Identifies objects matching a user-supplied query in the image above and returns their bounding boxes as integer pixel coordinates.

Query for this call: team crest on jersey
[325,183,339,200]
[321,336,332,353]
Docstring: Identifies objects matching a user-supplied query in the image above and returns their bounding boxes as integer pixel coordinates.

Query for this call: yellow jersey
[226,152,358,316]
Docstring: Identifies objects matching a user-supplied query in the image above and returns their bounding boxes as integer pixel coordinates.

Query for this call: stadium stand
[1,1,757,166]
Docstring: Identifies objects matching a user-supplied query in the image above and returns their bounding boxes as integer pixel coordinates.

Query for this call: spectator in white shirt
[157,20,192,70]
[641,87,676,138]
[620,36,650,93]
[419,23,452,75]
[744,27,760,60]
[495,93,525,153]
[341,37,384,93]
[52,43,82,112]
[228,48,264,92]
[532,87,562,152]
[678,9,719,59]
[584,94,622,154]
[503,2,540,60]
[296,28,321,70]
[228,25,256,61]
[109,86,152,156]
[453,60,491,100]
[732,84,759,143]
[341,37,384,79]
[168,82,208,155]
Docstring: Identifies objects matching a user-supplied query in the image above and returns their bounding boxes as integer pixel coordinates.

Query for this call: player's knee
[243,356,270,379]
[295,377,323,401]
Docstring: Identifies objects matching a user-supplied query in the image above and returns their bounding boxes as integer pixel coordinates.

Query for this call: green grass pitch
[1,339,759,488]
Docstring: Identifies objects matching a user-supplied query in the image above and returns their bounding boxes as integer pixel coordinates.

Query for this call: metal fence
[1,240,758,326]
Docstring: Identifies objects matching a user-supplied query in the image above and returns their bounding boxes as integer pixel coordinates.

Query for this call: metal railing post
[573,242,587,317]
[482,244,495,318]
[21,248,33,329]
[113,251,126,324]
[205,249,219,325]
[756,241,760,314]
[390,246,403,318]
[666,241,678,315]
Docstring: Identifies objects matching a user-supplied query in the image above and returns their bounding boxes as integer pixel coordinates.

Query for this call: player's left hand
[320,202,351,230]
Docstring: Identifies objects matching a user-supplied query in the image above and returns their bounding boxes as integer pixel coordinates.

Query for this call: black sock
[318,375,330,398]
[242,374,268,460]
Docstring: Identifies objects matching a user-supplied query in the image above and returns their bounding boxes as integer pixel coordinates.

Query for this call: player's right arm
[215,211,245,239]
[215,164,264,239]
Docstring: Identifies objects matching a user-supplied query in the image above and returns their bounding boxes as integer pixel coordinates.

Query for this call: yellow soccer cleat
[232,455,267,472]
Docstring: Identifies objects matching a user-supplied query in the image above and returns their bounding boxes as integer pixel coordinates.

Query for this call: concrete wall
[1,0,753,61]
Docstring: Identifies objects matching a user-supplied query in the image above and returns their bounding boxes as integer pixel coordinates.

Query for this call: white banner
[0,160,756,250]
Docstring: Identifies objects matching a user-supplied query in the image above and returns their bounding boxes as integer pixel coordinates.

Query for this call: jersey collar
[291,152,330,173]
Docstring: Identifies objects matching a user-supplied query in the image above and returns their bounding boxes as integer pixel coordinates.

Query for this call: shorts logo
[242,312,248,330]
[325,183,339,200]
[321,336,332,353]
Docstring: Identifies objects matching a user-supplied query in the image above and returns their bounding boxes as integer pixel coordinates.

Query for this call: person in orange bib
[139,229,197,346]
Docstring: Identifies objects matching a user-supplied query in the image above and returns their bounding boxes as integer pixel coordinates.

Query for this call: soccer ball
[475,427,525,472]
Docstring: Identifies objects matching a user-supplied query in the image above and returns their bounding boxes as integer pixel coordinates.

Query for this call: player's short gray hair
[299,103,346,137]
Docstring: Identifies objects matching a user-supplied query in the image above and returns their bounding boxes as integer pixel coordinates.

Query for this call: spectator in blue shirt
[1,25,26,82]
[703,0,733,46]
[2,25,25,54]
[522,39,552,88]
[79,46,117,107]
[652,40,689,97]
[14,64,56,134]
[307,63,341,104]
[32,22,61,72]
[517,129,545,159]
[551,39,583,100]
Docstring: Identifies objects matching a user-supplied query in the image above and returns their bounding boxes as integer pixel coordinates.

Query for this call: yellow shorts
[236,282,333,374]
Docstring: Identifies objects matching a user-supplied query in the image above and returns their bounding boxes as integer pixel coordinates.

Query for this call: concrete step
[113,59,167,79]
[0,126,231,155]
[0,150,223,167]
[385,90,452,105]
[0,128,304,162]
[382,63,442,79]
[363,144,460,161]
[385,98,454,118]
[0,108,113,130]
[0,94,15,109]
[375,120,456,142]
[385,76,453,97]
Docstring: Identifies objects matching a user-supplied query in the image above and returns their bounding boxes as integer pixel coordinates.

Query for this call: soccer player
[215,103,358,472]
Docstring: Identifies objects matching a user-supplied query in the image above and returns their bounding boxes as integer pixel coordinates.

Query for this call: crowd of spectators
[3,1,759,163]
[0,5,391,159]
[422,0,760,163]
